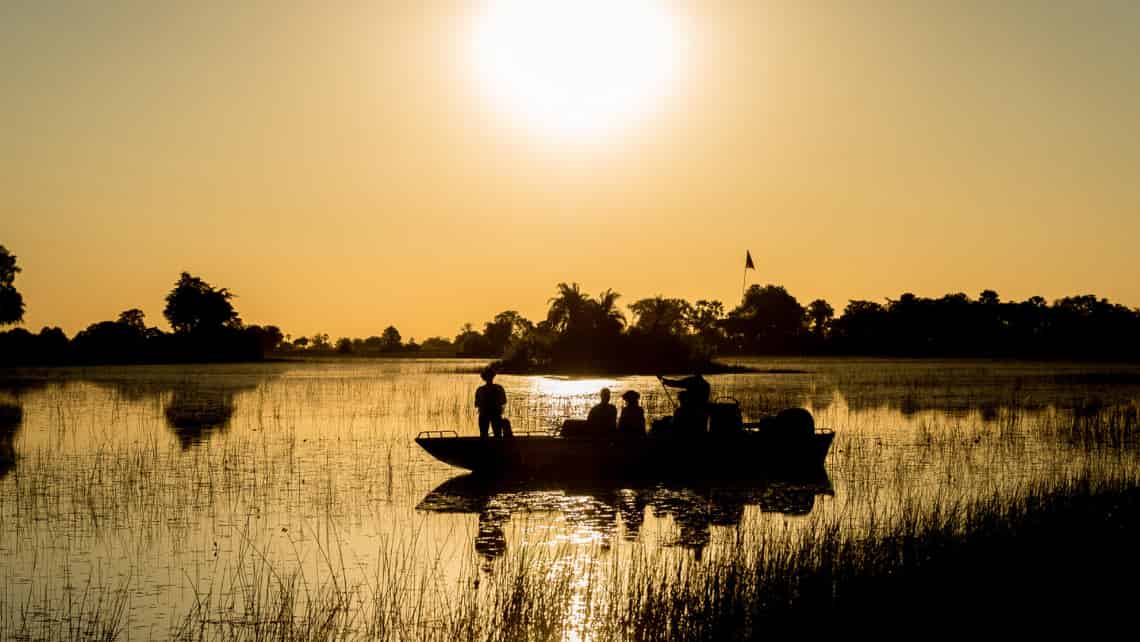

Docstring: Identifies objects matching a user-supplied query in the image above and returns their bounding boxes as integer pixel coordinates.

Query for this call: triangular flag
[745,250,755,270]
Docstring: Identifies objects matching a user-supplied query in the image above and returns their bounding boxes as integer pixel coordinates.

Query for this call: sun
[468,0,685,144]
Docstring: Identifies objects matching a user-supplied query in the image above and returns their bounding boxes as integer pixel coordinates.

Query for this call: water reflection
[0,377,47,478]
[164,386,239,449]
[81,371,269,449]
[417,474,832,563]
[0,402,20,478]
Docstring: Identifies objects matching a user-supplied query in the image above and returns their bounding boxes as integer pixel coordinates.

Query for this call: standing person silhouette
[658,372,711,435]
[475,367,508,438]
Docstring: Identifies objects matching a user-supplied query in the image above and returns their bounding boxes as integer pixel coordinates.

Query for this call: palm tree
[547,282,589,333]
[592,288,626,333]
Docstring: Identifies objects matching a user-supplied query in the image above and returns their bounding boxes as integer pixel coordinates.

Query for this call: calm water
[1,358,1138,637]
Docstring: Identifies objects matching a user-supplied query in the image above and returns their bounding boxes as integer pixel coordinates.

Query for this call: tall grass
[162,462,1140,641]
[3,360,1140,639]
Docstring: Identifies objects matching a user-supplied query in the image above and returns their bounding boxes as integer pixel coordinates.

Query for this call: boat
[414,410,834,478]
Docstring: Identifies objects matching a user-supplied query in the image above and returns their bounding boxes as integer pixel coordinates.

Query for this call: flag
[745,250,755,270]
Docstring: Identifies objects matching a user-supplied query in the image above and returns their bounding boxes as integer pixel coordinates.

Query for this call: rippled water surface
[1,358,1138,637]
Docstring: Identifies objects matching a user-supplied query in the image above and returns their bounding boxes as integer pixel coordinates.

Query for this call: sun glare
[468,0,685,144]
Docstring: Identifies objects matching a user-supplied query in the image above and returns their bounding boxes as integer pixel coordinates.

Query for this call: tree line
[3,244,1140,367]
[0,263,284,365]
[443,282,1140,370]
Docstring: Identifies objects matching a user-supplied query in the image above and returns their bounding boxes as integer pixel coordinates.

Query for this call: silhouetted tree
[483,311,533,355]
[723,285,807,353]
[72,309,157,363]
[163,272,239,334]
[455,323,491,356]
[831,300,888,353]
[629,297,691,336]
[546,282,591,334]
[381,326,402,352]
[245,325,284,354]
[0,245,25,326]
[420,336,453,352]
[336,337,353,354]
[592,289,626,335]
[686,300,726,354]
[807,299,834,337]
[117,308,148,332]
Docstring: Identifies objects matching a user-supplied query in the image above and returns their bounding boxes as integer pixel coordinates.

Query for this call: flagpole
[742,250,754,302]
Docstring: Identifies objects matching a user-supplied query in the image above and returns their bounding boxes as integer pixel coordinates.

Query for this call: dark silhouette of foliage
[686,300,725,352]
[244,325,284,354]
[3,258,1140,367]
[420,336,453,352]
[722,285,807,353]
[381,325,403,352]
[163,272,239,334]
[483,311,533,355]
[807,299,834,337]
[0,245,25,326]
[629,297,691,336]
[72,311,156,363]
[454,323,492,356]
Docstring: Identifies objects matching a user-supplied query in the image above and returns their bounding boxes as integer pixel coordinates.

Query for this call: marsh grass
[3,359,1140,639]
[0,575,129,642]
[162,463,1140,641]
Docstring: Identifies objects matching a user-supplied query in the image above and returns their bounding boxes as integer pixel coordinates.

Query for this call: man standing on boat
[475,367,508,438]
[658,372,711,434]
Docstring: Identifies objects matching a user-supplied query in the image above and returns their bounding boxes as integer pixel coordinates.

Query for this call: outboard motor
[752,407,815,444]
[708,398,744,435]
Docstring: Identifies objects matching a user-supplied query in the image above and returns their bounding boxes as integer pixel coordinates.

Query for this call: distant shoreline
[5,353,1140,372]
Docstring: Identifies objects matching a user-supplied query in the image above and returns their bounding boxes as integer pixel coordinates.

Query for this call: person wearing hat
[618,390,646,437]
[474,366,508,438]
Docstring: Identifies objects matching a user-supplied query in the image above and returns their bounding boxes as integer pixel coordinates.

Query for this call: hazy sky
[4,1,1138,340]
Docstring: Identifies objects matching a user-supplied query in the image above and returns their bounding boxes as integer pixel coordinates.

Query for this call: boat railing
[417,430,459,439]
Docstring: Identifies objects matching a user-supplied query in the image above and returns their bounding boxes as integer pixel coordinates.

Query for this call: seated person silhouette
[474,367,509,438]
[586,388,618,434]
[618,390,646,437]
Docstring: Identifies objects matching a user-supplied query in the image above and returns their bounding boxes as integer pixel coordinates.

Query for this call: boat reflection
[417,474,832,564]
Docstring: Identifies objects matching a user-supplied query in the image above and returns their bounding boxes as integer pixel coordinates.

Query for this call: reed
[2,359,1140,639]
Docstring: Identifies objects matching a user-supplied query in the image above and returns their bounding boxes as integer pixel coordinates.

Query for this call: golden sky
[4,1,1138,340]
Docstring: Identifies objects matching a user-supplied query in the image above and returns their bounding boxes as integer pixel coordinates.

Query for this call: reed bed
[2,359,1140,640]
[161,463,1140,641]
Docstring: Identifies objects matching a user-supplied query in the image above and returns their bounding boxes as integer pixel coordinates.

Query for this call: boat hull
[415,431,834,479]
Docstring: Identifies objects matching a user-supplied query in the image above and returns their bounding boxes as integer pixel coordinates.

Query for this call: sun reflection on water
[527,376,623,399]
